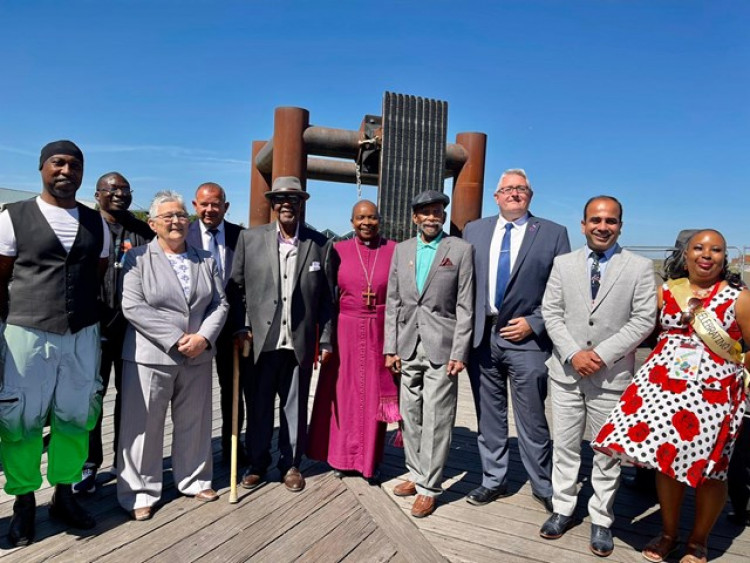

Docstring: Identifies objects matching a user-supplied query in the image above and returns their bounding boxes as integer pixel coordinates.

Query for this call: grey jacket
[121,239,228,366]
[542,246,657,391]
[384,234,474,365]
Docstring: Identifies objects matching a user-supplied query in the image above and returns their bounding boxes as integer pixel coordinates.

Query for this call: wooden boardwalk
[1,361,749,562]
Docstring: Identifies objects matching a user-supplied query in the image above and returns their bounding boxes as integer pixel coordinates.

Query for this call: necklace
[690,281,719,299]
[354,237,380,307]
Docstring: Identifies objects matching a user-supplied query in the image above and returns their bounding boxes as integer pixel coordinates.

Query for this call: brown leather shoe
[283,467,305,492]
[411,495,436,518]
[393,480,417,497]
[195,489,219,502]
[131,507,152,521]
[240,471,264,490]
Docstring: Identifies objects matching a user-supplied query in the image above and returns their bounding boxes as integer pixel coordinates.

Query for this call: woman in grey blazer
[117,191,228,521]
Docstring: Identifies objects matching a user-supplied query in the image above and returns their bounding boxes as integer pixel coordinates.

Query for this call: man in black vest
[0,140,109,547]
[187,182,247,464]
[73,172,153,493]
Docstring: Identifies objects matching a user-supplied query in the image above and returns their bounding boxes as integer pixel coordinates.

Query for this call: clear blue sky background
[1,1,748,252]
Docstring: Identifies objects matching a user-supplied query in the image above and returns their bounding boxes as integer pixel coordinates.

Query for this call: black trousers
[88,335,124,468]
[728,416,750,517]
[215,326,248,454]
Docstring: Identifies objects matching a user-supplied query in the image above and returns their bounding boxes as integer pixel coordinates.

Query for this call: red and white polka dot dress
[592,282,747,487]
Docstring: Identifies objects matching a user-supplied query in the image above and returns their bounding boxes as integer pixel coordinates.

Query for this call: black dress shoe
[727,509,750,526]
[539,513,574,539]
[532,492,554,513]
[590,524,614,557]
[466,485,509,506]
[48,484,95,530]
[8,492,36,547]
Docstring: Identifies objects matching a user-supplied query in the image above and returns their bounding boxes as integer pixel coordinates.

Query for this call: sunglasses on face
[270,195,302,205]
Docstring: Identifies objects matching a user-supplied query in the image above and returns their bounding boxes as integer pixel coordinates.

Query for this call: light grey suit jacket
[121,239,229,366]
[542,246,657,391]
[384,234,474,365]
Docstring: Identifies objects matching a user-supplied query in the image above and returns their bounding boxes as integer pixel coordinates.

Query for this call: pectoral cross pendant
[362,285,376,307]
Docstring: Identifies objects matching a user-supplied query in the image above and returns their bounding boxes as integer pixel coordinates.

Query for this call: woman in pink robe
[308,201,399,481]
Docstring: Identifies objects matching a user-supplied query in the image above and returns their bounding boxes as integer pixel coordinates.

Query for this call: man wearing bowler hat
[0,140,110,546]
[231,176,334,493]
[384,190,474,518]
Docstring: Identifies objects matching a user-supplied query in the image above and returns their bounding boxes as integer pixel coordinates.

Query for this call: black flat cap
[411,190,449,211]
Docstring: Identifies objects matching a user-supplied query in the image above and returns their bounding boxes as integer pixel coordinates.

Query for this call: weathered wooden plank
[344,476,447,562]
[254,491,363,561]
[189,472,346,562]
[329,526,397,563]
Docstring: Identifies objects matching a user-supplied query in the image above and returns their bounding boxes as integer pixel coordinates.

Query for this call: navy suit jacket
[186,219,243,283]
[463,214,570,352]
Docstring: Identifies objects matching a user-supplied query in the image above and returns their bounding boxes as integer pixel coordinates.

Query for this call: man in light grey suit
[384,190,474,518]
[187,182,247,464]
[231,176,333,493]
[539,196,656,557]
[463,169,570,510]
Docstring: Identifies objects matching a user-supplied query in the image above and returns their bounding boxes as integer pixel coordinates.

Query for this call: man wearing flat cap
[384,189,474,518]
[231,176,334,493]
[0,140,110,546]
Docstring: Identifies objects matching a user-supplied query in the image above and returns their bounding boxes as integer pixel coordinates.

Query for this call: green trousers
[0,323,102,495]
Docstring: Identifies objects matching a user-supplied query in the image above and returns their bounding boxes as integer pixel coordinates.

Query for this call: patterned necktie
[208,228,224,281]
[494,223,513,309]
[590,251,604,300]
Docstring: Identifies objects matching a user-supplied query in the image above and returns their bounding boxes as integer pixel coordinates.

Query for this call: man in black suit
[74,172,152,494]
[187,182,246,464]
[463,168,570,511]
[231,176,334,493]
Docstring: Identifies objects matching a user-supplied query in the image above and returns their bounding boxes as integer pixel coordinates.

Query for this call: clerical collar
[356,235,381,247]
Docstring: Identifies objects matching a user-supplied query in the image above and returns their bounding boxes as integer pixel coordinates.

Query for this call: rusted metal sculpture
[249,92,486,240]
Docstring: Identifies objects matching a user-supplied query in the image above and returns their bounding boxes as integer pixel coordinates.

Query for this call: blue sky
[1,1,748,253]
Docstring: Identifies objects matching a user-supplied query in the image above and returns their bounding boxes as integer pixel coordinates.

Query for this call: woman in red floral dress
[592,230,750,563]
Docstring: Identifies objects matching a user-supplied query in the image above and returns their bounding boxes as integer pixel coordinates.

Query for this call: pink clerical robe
[308,237,398,477]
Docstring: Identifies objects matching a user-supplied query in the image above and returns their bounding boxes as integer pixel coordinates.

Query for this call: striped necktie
[208,228,224,281]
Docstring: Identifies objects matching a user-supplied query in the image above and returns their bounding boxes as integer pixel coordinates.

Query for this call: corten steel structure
[250,92,487,241]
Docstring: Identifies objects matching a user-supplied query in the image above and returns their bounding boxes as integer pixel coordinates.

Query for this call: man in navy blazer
[187,182,246,464]
[463,168,570,510]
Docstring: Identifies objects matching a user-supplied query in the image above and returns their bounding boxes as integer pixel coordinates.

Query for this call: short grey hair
[149,190,185,219]
[497,168,533,193]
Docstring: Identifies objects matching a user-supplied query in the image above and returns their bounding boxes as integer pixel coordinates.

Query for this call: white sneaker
[72,463,97,494]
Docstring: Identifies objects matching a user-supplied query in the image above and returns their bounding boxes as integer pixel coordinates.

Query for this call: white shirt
[487,213,529,315]
[0,196,110,257]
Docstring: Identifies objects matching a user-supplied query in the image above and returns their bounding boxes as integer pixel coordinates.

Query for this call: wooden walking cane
[229,340,250,503]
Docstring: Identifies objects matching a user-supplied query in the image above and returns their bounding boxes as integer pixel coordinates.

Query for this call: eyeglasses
[496,186,531,195]
[270,195,302,205]
[155,212,190,222]
[679,297,703,326]
[98,187,132,195]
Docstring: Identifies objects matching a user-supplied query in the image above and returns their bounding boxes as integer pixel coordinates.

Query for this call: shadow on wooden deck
[0,370,748,562]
